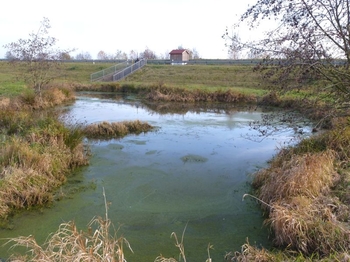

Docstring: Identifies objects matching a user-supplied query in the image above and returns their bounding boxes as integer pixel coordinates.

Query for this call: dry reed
[225,240,280,262]
[229,240,350,261]
[0,133,88,220]
[250,147,350,257]
[7,189,132,261]
[267,197,350,255]
[0,96,88,220]
[252,150,336,207]
[155,223,189,262]
[83,120,154,139]
[3,87,76,110]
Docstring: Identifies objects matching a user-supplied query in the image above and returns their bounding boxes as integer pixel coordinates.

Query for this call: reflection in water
[0,94,313,261]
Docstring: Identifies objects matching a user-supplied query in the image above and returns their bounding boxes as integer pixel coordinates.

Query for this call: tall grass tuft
[253,151,336,206]
[0,86,75,111]
[225,239,283,261]
[250,132,350,257]
[83,120,154,139]
[267,197,349,255]
[228,239,350,261]
[7,189,132,261]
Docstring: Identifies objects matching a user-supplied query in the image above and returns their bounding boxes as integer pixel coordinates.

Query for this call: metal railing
[113,59,147,81]
[90,61,129,82]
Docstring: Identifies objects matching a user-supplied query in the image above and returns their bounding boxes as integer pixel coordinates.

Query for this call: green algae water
[0,94,312,261]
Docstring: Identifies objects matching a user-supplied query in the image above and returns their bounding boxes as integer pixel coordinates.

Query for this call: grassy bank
[122,64,262,89]
[0,88,89,222]
[228,119,350,261]
[0,61,168,224]
[70,63,268,104]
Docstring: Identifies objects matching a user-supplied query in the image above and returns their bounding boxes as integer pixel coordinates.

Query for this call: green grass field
[0,61,266,97]
[122,64,261,89]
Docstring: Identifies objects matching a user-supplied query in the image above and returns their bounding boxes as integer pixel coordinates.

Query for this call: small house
[169,49,190,64]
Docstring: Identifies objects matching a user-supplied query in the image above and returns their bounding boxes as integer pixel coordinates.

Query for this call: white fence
[113,59,147,81]
[90,61,129,82]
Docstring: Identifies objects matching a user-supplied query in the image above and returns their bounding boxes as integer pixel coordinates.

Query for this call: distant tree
[223,31,241,59]
[97,50,106,60]
[97,50,127,60]
[129,50,139,61]
[189,48,200,59]
[159,50,170,60]
[113,50,128,60]
[97,50,109,60]
[140,47,157,59]
[75,51,92,60]
[59,52,72,60]
[5,51,16,60]
[4,17,73,96]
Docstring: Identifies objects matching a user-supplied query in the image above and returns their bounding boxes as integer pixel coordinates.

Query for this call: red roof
[169,49,188,55]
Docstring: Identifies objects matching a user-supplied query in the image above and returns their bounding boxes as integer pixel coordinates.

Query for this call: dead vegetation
[0,86,75,111]
[83,120,154,139]
[6,189,132,262]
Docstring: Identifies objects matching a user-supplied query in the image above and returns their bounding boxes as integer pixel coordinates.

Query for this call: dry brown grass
[7,189,132,261]
[253,150,336,206]
[83,120,154,139]
[225,240,281,262]
[0,134,88,220]
[0,86,75,111]
[237,120,350,260]
[250,147,350,257]
[229,240,350,261]
[0,88,88,220]
[267,197,350,255]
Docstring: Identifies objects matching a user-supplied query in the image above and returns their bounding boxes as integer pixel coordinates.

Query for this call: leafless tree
[223,31,241,59]
[4,17,73,96]
[189,48,201,59]
[113,49,128,60]
[159,50,170,60]
[5,51,16,60]
[235,0,350,102]
[140,47,157,59]
[97,50,109,60]
[129,50,139,61]
[75,51,92,60]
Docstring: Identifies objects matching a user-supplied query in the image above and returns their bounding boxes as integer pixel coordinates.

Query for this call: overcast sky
[0,0,261,59]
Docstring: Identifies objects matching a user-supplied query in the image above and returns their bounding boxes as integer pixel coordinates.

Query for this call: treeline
[4,46,201,61]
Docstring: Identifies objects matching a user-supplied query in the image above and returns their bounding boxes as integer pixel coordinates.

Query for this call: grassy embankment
[1,61,350,261]
[72,63,267,103]
[0,61,154,223]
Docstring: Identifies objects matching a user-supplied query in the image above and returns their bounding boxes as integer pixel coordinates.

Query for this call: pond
[0,93,313,261]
